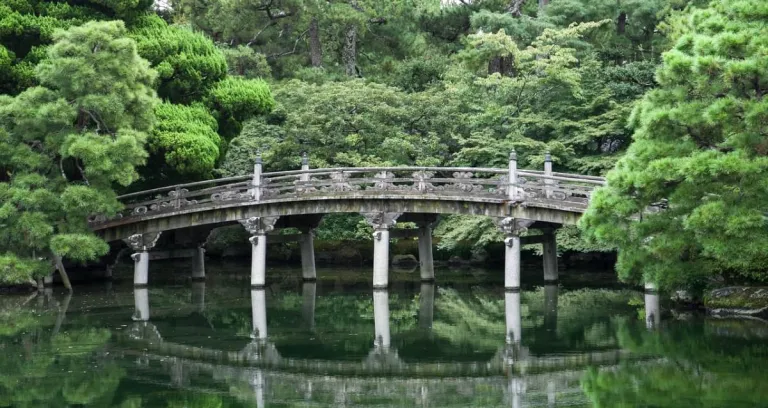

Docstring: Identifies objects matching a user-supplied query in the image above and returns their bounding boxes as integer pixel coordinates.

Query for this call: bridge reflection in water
[124,281,661,408]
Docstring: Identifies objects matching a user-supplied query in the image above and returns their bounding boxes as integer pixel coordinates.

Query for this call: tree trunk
[54,254,72,291]
[508,0,526,17]
[617,12,627,35]
[309,17,322,67]
[343,25,357,76]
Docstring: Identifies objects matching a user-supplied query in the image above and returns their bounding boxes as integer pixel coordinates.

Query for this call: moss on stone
[704,287,768,310]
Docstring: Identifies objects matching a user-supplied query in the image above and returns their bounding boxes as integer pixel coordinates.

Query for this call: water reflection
[3,267,768,407]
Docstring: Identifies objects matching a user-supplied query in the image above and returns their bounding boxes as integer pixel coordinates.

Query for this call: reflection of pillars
[300,230,317,281]
[497,218,530,290]
[170,358,184,387]
[547,380,556,408]
[505,291,522,345]
[251,289,268,340]
[543,284,558,333]
[133,288,150,321]
[417,223,435,282]
[373,290,391,349]
[52,291,72,335]
[251,369,265,408]
[363,212,401,289]
[191,246,206,281]
[645,282,660,330]
[302,281,316,330]
[418,283,435,330]
[191,281,205,313]
[124,232,162,287]
[240,217,279,288]
[542,229,558,282]
[509,377,524,408]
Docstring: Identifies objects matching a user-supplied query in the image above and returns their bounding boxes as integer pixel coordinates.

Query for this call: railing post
[508,150,517,200]
[300,152,310,183]
[252,152,262,201]
[174,186,181,209]
[544,151,553,199]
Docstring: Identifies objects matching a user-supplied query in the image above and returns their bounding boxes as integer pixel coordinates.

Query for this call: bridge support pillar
[300,230,316,281]
[251,288,268,340]
[505,291,522,345]
[417,218,437,282]
[191,281,205,313]
[240,217,280,288]
[496,218,530,290]
[133,288,150,321]
[302,281,316,330]
[123,232,162,287]
[373,289,391,349]
[544,284,558,333]
[542,229,558,282]
[644,282,660,330]
[191,246,206,281]
[363,212,402,289]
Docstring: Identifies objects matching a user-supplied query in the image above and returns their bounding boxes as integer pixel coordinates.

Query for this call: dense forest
[0,0,765,291]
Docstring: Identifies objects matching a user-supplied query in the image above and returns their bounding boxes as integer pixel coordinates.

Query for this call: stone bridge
[89,151,605,289]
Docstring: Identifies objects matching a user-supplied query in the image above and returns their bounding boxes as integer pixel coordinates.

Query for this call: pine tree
[0,21,158,285]
[580,0,768,290]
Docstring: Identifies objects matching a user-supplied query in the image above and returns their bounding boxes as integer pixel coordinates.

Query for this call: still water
[1,262,767,407]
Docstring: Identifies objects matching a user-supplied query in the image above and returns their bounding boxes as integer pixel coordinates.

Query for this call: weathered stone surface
[391,254,418,266]
[705,287,768,317]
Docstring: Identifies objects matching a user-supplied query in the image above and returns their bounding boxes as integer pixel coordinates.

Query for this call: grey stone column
[644,282,660,330]
[496,218,532,290]
[300,230,317,281]
[505,291,522,345]
[418,282,435,330]
[373,290,391,349]
[417,220,437,282]
[363,212,402,289]
[191,246,206,281]
[191,281,205,313]
[302,281,316,330]
[542,229,558,282]
[251,288,268,340]
[43,274,53,287]
[509,377,524,408]
[124,232,162,287]
[240,217,280,288]
[133,287,150,321]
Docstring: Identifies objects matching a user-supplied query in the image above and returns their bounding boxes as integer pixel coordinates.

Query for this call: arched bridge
[90,152,605,289]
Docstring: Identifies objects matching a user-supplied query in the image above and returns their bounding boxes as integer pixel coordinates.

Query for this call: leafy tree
[580,0,768,290]
[0,21,157,284]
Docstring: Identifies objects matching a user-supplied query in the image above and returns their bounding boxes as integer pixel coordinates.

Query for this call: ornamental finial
[301,151,308,166]
[509,149,517,161]
[545,151,551,162]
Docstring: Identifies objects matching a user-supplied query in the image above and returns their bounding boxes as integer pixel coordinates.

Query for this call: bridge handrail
[92,152,605,224]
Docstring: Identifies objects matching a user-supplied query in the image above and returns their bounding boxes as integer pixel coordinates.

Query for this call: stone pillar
[124,232,162,287]
[505,291,522,345]
[240,217,280,288]
[300,230,317,281]
[251,369,265,408]
[373,290,391,349]
[543,284,558,334]
[509,377,524,408]
[251,152,263,201]
[508,150,518,200]
[302,281,316,330]
[417,222,435,282]
[363,212,402,289]
[644,282,660,330]
[191,246,206,281]
[43,274,53,287]
[542,228,558,282]
[251,288,268,340]
[133,287,150,321]
[496,218,531,290]
[544,151,553,199]
[191,281,205,313]
[418,282,435,330]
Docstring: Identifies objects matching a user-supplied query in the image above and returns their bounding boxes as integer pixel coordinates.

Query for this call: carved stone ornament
[362,212,402,230]
[239,216,280,235]
[411,171,436,192]
[447,171,481,193]
[123,232,162,251]
[493,175,509,196]
[372,171,397,191]
[324,171,360,192]
[494,217,534,236]
[211,189,250,202]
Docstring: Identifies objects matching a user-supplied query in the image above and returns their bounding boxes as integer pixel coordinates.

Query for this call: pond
[1,262,767,407]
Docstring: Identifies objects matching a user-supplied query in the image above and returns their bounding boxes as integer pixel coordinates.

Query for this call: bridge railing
[89,152,605,223]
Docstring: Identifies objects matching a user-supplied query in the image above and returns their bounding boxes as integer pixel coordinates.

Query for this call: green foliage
[0,21,157,283]
[206,77,276,139]
[147,102,220,177]
[131,14,228,104]
[221,45,271,78]
[580,0,768,289]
